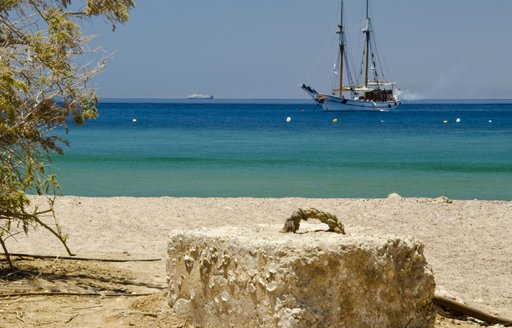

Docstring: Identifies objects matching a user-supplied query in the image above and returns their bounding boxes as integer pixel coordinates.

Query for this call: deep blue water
[51,99,512,200]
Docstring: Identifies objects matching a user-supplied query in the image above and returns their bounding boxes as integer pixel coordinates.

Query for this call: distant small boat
[187,93,214,99]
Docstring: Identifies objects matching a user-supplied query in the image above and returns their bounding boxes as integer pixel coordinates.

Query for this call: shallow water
[51,99,512,200]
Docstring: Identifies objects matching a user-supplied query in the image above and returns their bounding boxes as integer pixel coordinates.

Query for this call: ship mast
[363,0,371,88]
[336,0,345,97]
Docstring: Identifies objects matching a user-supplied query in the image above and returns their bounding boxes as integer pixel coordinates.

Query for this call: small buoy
[488,120,493,123]
[132,118,137,123]
[443,120,448,124]
[286,117,292,123]
[380,120,385,123]
[456,118,461,123]
[332,118,338,123]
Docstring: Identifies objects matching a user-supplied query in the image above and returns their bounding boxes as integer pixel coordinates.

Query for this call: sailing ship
[301,0,400,112]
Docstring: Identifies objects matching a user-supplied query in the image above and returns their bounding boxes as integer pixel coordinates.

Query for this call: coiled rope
[281,208,345,234]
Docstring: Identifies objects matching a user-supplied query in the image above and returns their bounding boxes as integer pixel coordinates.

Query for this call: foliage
[0,0,134,269]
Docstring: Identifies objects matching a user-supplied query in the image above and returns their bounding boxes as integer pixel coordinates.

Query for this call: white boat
[187,93,214,99]
[301,0,400,112]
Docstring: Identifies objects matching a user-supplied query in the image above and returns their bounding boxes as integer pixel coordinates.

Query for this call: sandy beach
[1,196,511,327]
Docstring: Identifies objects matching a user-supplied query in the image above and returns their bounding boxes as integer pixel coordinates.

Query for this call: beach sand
[1,196,511,327]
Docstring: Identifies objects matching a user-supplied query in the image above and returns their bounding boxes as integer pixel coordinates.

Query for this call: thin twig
[65,313,79,323]
[31,216,74,256]
[0,291,157,298]
[1,253,161,262]
[0,238,13,271]
[123,311,159,318]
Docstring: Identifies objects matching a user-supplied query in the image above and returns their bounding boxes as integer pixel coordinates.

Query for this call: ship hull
[187,94,214,99]
[322,95,400,112]
[300,84,400,112]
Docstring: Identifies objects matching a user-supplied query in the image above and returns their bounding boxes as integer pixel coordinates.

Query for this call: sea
[51,99,512,200]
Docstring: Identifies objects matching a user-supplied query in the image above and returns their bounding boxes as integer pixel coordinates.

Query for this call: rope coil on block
[281,208,346,234]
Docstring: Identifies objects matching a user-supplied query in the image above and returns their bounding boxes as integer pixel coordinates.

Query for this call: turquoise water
[52,100,512,200]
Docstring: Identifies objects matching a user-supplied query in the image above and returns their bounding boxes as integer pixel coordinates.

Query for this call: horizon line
[97,97,512,101]
[95,97,512,104]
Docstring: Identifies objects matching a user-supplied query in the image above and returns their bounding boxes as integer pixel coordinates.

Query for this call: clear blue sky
[86,0,512,99]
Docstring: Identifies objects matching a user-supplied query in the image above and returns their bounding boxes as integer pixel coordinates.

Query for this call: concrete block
[167,225,435,328]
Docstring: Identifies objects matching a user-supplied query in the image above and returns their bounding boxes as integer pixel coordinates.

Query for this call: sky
[85,0,512,99]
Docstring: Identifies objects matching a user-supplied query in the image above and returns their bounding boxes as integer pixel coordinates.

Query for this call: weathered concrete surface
[167,225,435,328]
